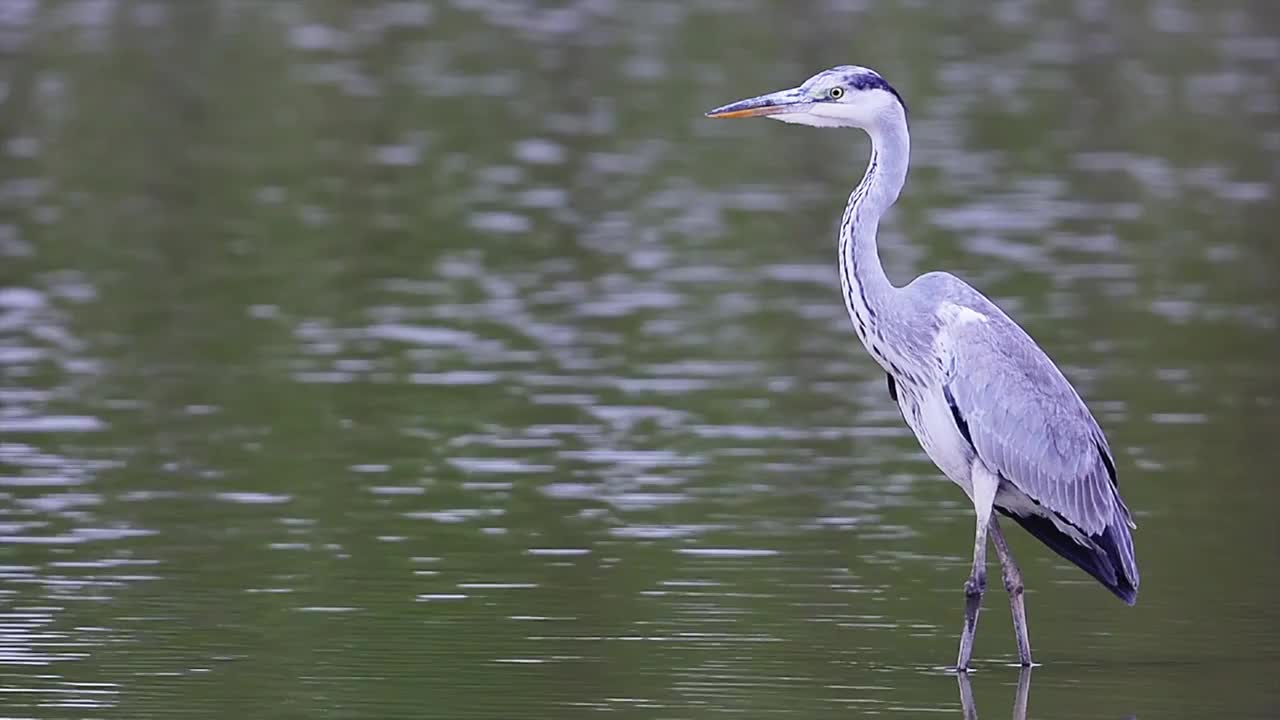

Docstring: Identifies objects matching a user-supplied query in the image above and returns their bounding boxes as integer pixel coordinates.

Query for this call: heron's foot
[956,671,979,720]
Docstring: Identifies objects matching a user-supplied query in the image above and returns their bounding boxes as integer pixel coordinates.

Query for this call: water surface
[2,1,1279,718]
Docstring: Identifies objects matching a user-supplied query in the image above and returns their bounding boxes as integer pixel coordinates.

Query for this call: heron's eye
[829,87,845,99]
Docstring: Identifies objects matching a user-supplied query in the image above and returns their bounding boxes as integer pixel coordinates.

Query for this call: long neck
[837,113,910,342]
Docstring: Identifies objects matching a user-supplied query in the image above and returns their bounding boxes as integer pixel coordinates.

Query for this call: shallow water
[2,1,1279,718]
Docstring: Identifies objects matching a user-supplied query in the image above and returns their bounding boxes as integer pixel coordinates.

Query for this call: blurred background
[2,1,1279,717]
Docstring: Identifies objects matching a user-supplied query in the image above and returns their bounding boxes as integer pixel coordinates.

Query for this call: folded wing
[942,317,1139,603]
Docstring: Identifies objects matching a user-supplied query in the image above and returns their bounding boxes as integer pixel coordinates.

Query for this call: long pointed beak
[705,88,809,119]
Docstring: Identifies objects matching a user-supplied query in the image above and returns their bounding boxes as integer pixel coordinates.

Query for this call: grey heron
[707,66,1139,670]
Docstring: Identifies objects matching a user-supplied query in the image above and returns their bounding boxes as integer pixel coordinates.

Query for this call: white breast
[894,301,992,499]
[898,385,979,497]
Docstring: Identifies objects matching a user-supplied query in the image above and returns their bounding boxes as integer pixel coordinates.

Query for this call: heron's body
[707,65,1139,669]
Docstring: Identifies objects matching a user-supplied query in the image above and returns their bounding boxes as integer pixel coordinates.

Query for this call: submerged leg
[957,463,998,671]
[956,670,978,720]
[990,517,1033,666]
[957,666,1034,720]
[1013,665,1033,719]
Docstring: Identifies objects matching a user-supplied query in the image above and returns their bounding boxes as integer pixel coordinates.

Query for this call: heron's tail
[997,506,1139,605]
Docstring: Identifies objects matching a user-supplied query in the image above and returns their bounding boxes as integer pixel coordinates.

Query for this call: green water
[2,2,1279,718]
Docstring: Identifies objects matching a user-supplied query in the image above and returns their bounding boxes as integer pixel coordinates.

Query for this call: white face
[706,65,906,131]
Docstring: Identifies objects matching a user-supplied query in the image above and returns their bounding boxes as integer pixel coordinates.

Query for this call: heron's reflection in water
[957,669,1136,719]
[957,668,1033,720]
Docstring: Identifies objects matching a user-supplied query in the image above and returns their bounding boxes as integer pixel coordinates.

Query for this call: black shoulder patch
[886,373,897,402]
[1096,440,1118,486]
[943,383,974,450]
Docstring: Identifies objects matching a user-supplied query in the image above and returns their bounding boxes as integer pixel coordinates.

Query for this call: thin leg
[955,516,989,670]
[957,463,998,672]
[990,517,1033,666]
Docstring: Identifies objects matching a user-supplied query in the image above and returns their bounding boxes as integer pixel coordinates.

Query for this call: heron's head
[706,65,906,130]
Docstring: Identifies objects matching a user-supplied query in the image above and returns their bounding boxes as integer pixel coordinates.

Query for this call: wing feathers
[943,315,1139,597]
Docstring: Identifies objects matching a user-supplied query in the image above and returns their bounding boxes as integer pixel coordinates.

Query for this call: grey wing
[942,317,1139,599]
